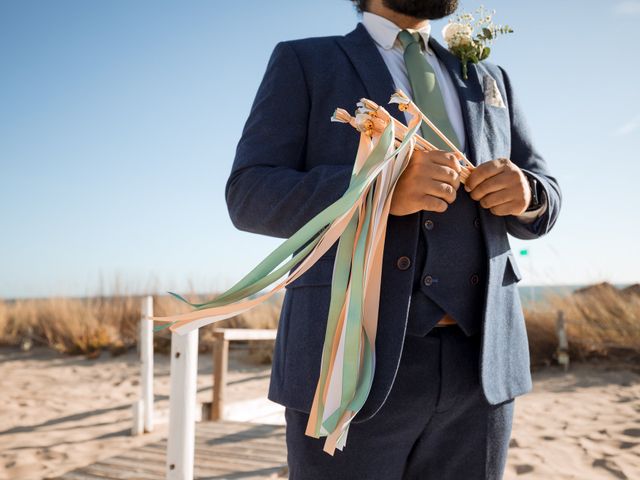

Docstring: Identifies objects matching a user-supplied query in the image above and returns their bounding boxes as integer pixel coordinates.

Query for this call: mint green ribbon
[156,119,398,332]
[161,110,421,444]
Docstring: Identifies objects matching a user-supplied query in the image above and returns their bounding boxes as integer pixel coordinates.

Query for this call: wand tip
[331,108,352,123]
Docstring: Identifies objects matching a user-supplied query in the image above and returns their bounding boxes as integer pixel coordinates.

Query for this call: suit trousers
[285,324,515,479]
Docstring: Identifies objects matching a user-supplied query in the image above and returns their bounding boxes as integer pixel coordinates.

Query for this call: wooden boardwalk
[56,421,288,480]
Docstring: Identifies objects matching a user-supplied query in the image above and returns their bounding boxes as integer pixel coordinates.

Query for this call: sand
[506,362,640,479]
[0,346,279,480]
[0,347,638,479]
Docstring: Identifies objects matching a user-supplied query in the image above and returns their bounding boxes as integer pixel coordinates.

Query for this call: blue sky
[1,0,638,298]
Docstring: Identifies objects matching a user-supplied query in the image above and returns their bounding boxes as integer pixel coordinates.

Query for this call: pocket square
[483,75,506,108]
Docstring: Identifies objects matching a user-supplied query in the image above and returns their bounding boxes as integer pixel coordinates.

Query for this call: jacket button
[470,273,480,285]
[474,217,480,229]
[396,256,411,270]
[424,219,434,230]
[423,274,433,286]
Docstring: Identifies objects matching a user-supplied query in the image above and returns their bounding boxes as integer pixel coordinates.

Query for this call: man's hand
[464,158,532,216]
[390,150,462,216]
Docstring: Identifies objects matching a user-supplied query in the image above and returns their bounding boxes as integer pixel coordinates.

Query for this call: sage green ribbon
[153,99,422,455]
[156,114,411,332]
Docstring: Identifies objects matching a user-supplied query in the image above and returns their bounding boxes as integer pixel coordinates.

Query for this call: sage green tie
[397,30,460,152]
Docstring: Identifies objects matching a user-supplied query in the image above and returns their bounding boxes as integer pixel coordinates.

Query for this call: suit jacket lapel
[336,22,407,127]
[428,37,485,166]
[339,23,485,166]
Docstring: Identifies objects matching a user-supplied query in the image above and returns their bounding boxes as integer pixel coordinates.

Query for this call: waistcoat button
[396,256,411,270]
[424,219,434,230]
[474,217,481,229]
[470,273,480,285]
[423,274,433,286]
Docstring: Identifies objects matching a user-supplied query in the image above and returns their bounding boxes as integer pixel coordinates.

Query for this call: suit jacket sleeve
[225,41,353,239]
[498,65,562,240]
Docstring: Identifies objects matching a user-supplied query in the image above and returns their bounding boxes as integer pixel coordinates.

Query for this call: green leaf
[480,46,491,60]
[450,45,464,57]
[482,27,493,40]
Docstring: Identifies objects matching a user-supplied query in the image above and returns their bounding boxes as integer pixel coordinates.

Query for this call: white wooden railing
[132,296,277,479]
[131,295,199,479]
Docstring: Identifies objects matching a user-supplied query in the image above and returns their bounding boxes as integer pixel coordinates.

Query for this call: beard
[381,0,459,19]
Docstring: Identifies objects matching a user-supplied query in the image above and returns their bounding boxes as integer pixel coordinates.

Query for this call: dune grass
[0,292,282,361]
[1,283,638,368]
[525,282,640,368]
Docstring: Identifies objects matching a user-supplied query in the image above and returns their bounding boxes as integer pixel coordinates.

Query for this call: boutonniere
[441,6,514,80]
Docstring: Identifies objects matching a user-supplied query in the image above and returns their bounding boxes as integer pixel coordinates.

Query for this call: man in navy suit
[226,0,561,478]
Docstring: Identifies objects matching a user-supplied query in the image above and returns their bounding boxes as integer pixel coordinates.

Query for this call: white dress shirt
[361,12,546,222]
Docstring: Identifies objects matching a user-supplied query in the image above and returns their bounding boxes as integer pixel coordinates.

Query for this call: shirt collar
[361,11,432,53]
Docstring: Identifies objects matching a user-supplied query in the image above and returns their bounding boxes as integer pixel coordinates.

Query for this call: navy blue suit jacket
[225,22,562,423]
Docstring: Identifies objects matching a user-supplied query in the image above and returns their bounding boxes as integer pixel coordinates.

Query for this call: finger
[421,194,448,213]
[451,172,461,191]
[428,151,462,173]
[478,189,512,209]
[465,158,509,191]
[489,201,521,216]
[427,164,460,189]
[453,150,473,169]
[468,173,511,201]
[424,179,456,204]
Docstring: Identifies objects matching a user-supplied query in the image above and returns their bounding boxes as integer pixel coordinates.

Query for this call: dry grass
[2,282,638,369]
[0,291,282,362]
[525,282,640,369]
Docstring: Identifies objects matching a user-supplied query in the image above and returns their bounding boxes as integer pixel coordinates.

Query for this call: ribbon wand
[148,89,461,456]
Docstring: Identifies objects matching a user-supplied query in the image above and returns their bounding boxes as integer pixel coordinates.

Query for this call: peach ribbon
[150,89,461,455]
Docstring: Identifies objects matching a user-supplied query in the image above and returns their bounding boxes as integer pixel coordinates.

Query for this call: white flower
[442,22,473,48]
[442,7,513,80]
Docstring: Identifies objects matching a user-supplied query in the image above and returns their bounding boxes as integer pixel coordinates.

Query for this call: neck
[367,0,430,30]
